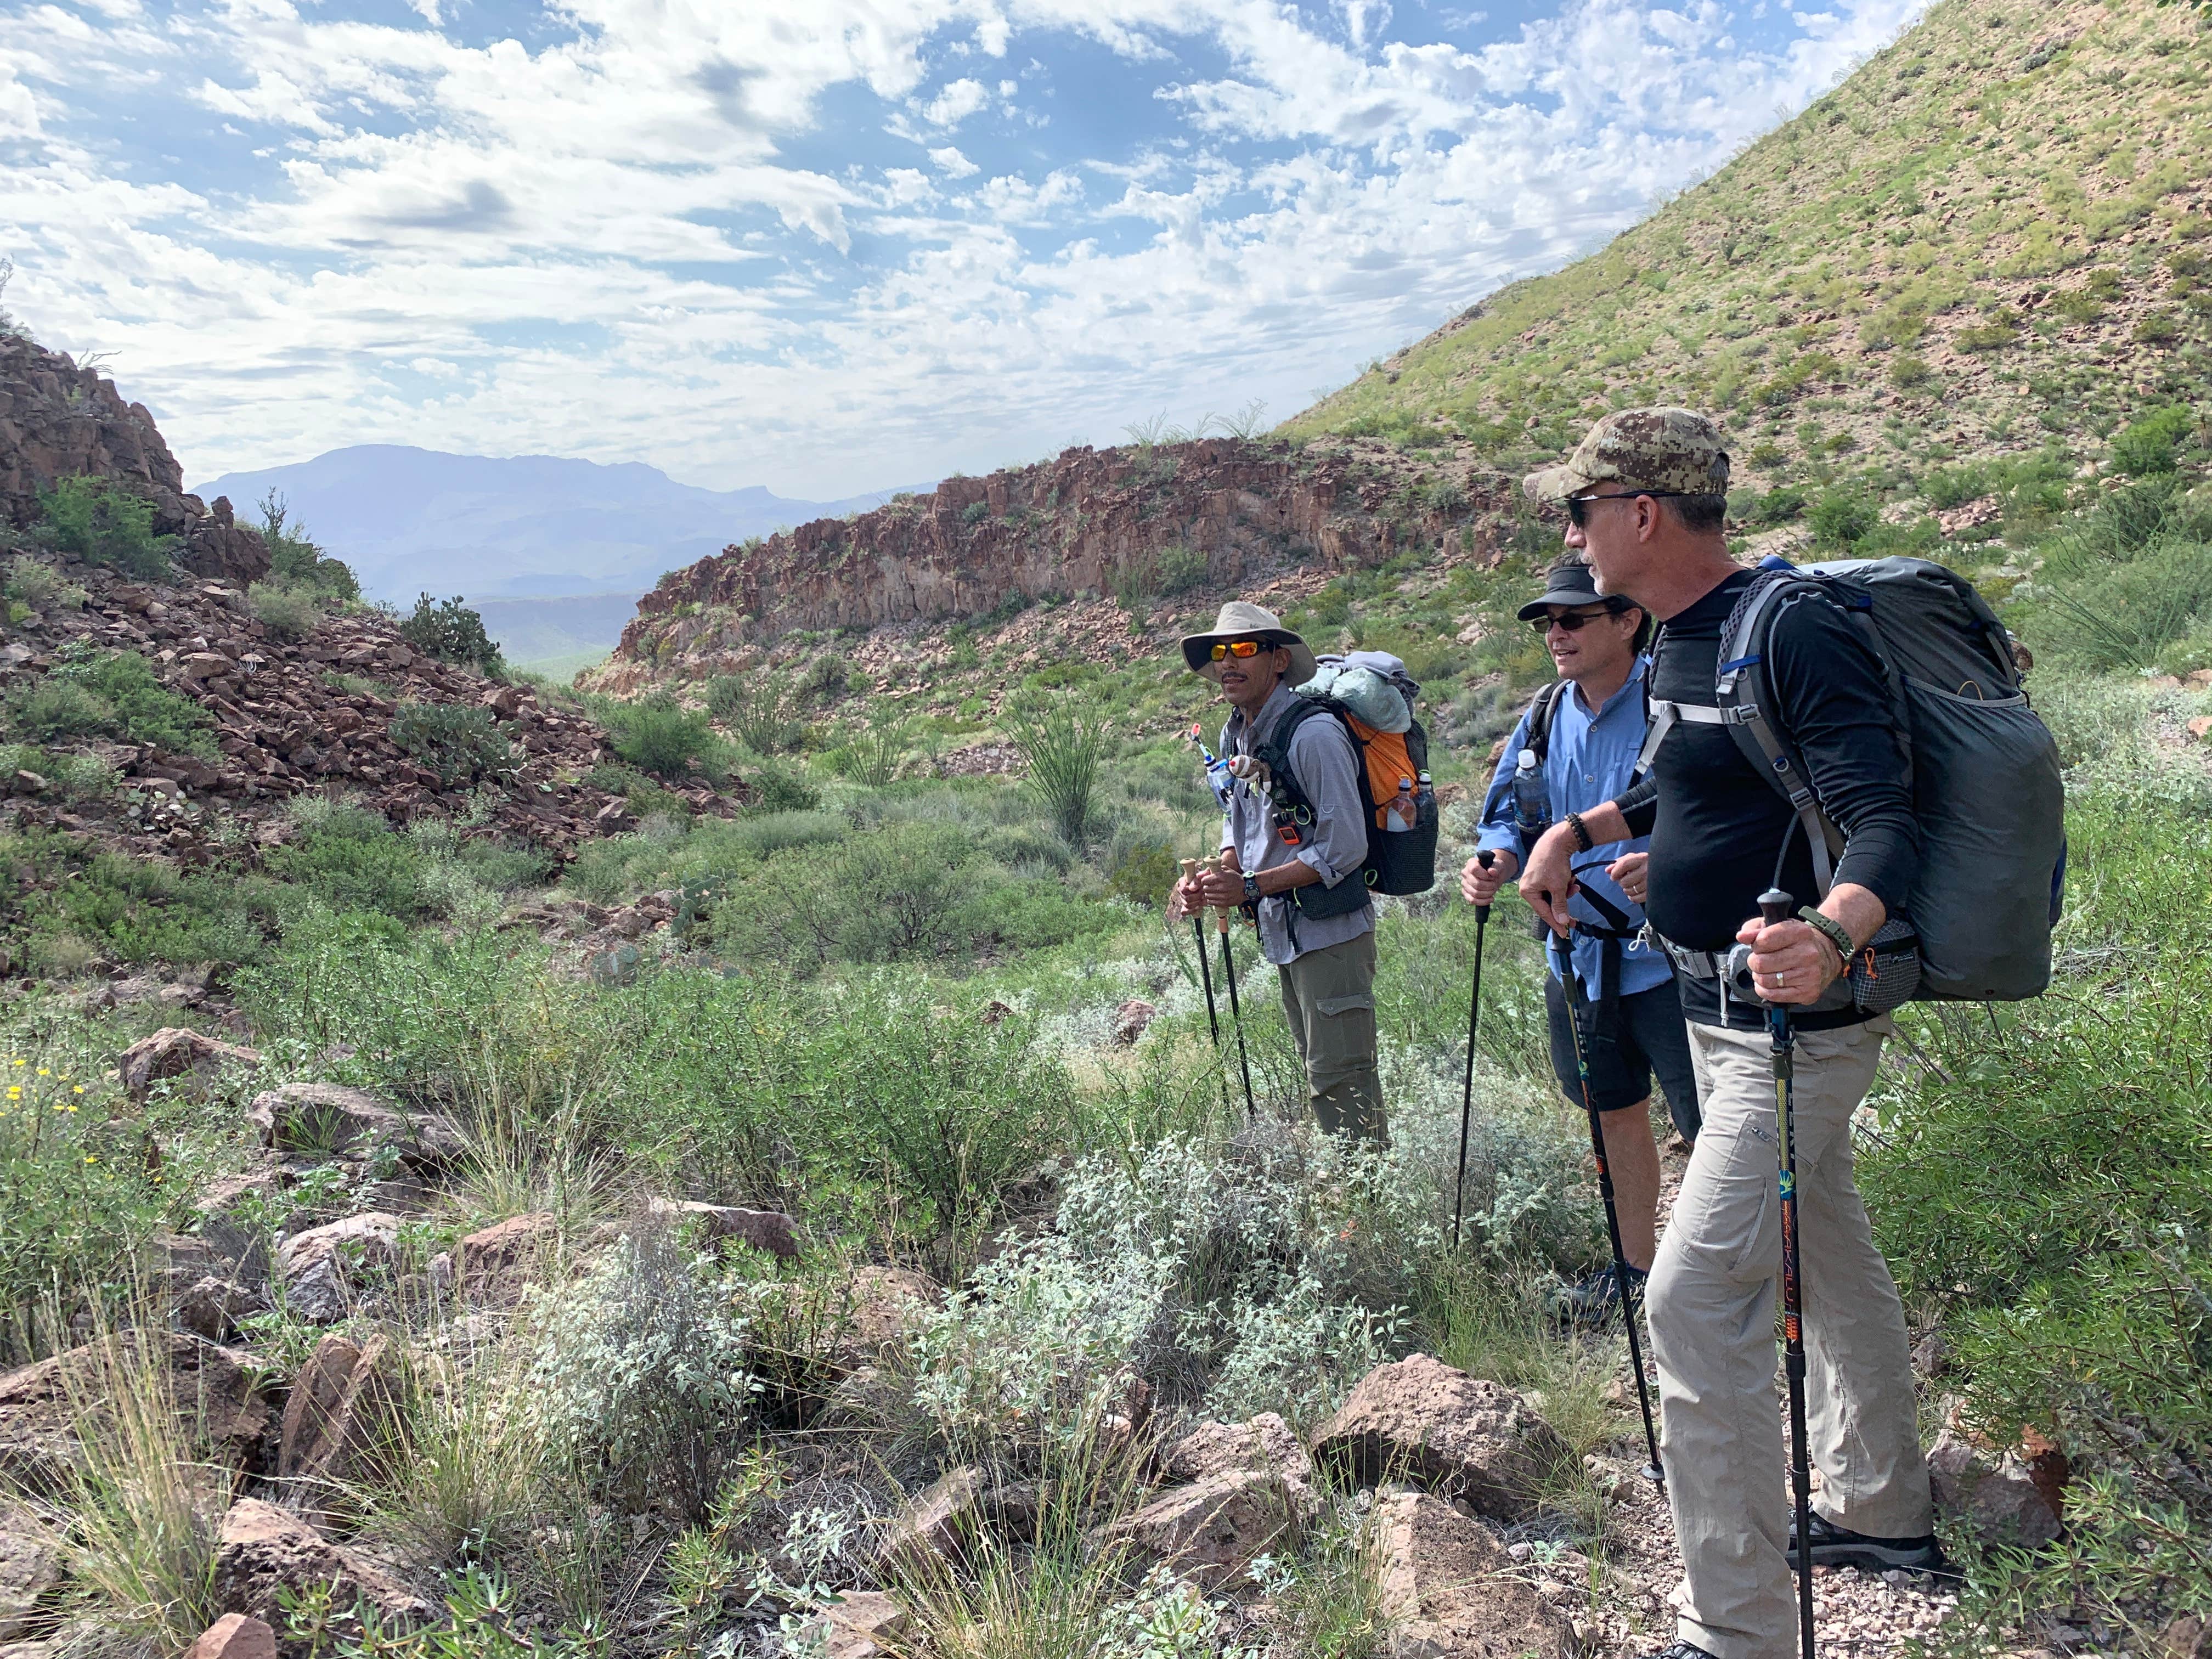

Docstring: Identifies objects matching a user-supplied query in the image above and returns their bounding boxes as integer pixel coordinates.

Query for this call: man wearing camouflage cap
[1517,410,1940,1659]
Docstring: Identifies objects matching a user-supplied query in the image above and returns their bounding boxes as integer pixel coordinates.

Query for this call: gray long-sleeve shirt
[1219,683,1373,967]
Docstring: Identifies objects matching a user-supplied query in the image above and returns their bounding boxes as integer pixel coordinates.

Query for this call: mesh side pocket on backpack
[1848,916,1922,1014]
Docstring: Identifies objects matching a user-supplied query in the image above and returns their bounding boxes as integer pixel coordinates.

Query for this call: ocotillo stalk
[1210,851,1258,1120]
[1451,850,1495,1251]
[1181,858,1229,1114]
[1760,886,1817,1659]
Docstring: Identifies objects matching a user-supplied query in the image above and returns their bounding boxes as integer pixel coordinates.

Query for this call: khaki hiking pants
[1649,1017,1932,1659]
[1276,929,1386,1142]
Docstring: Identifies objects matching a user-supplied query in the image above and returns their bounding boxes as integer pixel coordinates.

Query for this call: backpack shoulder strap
[1257,696,1368,819]
[1526,680,1564,765]
[1713,574,1848,895]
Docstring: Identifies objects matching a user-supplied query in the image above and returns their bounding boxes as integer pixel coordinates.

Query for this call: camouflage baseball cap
[1522,407,1731,503]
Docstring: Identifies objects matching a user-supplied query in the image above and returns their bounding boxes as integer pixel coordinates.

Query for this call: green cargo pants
[1276,928,1386,1142]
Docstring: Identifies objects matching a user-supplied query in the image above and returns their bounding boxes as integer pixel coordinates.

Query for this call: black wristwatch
[1242,872,1261,905]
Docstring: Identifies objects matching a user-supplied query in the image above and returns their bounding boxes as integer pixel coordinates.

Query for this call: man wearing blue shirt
[1462,559,1701,1321]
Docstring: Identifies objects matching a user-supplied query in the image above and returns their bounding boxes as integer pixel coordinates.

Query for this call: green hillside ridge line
[1290,0,2212,516]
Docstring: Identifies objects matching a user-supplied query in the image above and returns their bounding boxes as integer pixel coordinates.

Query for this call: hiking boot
[1547,1262,1647,1328]
[1787,1510,1951,1575]
[1643,1643,1719,1659]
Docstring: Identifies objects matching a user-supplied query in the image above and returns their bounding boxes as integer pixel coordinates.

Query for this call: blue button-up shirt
[1476,656,1672,1002]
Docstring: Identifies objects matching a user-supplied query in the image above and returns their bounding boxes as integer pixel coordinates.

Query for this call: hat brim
[1517,588,1617,622]
[1180,630,1317,686]
[1521,460,1596,504]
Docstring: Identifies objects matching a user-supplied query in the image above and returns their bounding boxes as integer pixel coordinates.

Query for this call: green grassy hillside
[1293,0,2212,536]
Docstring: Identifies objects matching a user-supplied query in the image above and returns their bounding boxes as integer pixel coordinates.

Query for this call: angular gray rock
[0,1500,61,1640]
[647,1199,800,1259]
[1926,1427,2062,1550]
[874,1466,1037,1573]
[212,1499,428,1628]
[0,1334,274,1494]
[119,1028,261,1100]
[1166,1412,1314,1492]
[275,1214,402,1324]
[1370,1489,1573,1659]
[1106,1468,1299,1590]
[184,1613,279,1659]
[1308,1355,1568,1521]
[800,1590,910,1659]
[279,1331,399,1491]
[246,1084,409,1157]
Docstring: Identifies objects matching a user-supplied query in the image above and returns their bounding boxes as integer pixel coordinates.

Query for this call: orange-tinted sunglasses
[1209,638,1271,661]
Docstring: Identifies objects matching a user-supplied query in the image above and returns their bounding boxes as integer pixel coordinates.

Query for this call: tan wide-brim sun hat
[1179,601,1318,685]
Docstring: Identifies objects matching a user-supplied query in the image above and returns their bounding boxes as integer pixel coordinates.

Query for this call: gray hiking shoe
[1547,1262,1647,1328]
[1788,1510,1951,1575]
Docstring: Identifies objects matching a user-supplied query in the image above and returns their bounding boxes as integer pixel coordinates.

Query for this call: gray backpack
[1639,557,2065,1003]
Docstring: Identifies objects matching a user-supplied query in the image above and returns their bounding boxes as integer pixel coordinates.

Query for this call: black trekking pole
[1209,854,1259,1121]
[1181,860,1231,1116]
[1551,931,1666,1492]
[1451,851,1496,1251]
[1757,886,1818,1659]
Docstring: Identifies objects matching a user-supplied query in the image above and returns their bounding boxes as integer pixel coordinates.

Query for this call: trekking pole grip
[1474,850,1495,923]
[1759,888,1793,928]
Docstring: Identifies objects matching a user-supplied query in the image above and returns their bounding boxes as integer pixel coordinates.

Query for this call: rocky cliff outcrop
[590,438,1514,693]
[0,334,269,585]
[0,340,726,868]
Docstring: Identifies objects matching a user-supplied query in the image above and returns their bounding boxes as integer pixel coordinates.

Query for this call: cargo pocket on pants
[1314,994,1373,1017]
[1673,1120,1781,1285]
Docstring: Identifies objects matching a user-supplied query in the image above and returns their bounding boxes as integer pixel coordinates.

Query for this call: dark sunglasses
[1209,638,1276,661]
[1528,606,1624,634]
[1564,489,1700,528]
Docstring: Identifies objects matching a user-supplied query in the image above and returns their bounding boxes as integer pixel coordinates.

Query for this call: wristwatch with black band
[1242,871,1262,905]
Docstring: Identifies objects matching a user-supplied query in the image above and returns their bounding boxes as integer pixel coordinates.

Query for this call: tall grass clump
[56,1319,229,1652]
[1007,697,1103,850]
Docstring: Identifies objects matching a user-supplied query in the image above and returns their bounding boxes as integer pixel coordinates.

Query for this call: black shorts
[1546,975,1703,1141]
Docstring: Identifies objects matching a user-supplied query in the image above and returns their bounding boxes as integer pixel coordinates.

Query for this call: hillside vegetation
[1294,0,2211,527]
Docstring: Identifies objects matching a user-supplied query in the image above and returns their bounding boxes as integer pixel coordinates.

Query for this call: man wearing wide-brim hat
[1170,601,1386,1141]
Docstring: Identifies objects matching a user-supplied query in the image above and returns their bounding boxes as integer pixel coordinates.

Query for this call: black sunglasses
[1565,489,1700,528]
[1528,606,1626,634]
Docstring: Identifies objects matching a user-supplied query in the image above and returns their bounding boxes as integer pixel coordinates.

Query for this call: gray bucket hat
[1179,601,1318,685]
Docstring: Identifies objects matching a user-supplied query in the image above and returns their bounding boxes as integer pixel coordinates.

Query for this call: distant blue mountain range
[191,445,917,606]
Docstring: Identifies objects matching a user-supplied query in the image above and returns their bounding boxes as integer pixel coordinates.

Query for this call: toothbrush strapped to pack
[1188,724,1234,810]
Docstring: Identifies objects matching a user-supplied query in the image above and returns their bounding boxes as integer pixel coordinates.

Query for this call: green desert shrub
[705,672,798,754]
[528,1226,754,1521]
[606,697,719,781]
[5,644,217,756]
[390,701,514,788]
[398,594,504,675]
[255,490,358,600]
[245,580,323,643]
[2109,404,2196,476]
[1807,486,1880,548]
[4,556,86,614]
[36,476,177,580]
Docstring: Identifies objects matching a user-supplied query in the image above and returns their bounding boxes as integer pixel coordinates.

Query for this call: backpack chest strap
[1634,698,1729,772]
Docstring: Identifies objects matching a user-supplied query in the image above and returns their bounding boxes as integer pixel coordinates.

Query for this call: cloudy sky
[2,0,1923,499]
